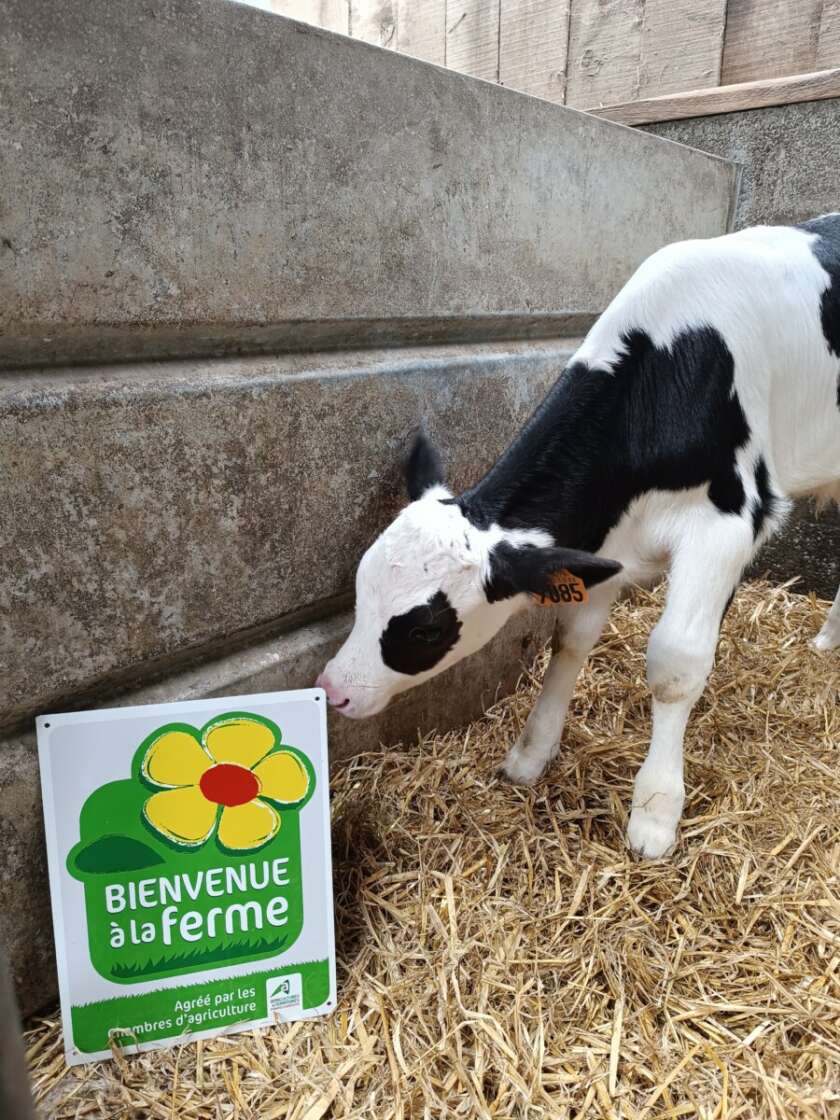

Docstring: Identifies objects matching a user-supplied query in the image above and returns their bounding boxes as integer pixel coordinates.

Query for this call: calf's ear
[485,541,622,602]
[405,432,446,501]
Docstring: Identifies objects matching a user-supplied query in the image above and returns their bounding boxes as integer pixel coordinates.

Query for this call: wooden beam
[589,67,840,126]
[499,0,571,103]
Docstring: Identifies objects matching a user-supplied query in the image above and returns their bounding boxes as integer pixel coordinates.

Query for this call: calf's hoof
[627,807,679,860]
[501,744,550,787]
[811,627,839,652]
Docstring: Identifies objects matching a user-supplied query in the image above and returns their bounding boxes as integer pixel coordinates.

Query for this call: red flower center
[199,763,259,807]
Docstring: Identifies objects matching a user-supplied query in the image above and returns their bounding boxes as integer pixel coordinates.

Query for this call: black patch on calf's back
[799,215,840,407]
[461,326,752,553]
[379,590,461,675]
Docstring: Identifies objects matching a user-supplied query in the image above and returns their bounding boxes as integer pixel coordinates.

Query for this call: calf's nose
[315,671,350,710]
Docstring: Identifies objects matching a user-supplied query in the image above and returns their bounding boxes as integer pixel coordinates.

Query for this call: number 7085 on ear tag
[531,569,589,606]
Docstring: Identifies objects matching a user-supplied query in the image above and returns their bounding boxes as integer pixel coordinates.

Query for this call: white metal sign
[37,689,335,1065]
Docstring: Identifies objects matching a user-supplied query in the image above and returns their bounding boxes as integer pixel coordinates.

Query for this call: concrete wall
[0,0,737,1013]
[645,100,840,601]
[1,0,735,369]
[1,342,571,731]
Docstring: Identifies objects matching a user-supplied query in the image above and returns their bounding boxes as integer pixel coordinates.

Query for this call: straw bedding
[27,580,839,1119]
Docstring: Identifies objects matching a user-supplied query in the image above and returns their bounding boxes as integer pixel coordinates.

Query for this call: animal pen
[1,0,838,1116]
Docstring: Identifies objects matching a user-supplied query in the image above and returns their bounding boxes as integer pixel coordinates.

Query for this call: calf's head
[316,435,621,718]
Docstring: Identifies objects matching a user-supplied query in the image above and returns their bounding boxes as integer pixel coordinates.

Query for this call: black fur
[380,590,461,675]
[406,432,446,501]
[485,541,622,603]
[799,214,840,408]
[751,455,778,539]
[459,326,751,557]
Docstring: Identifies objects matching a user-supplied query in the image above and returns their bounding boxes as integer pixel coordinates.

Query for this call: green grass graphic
[108,934,291,979]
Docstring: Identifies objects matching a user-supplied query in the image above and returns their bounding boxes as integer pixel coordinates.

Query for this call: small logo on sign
[267,973,302,1020]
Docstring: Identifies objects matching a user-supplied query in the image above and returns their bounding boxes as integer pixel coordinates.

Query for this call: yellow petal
[217,800,280,851]
[141,730,212,788]
[143,787,217,847]
[203,718,276,769]
[253,751,310,805]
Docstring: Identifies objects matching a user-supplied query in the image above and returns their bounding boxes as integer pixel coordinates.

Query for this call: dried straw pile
[28,580,839,1119]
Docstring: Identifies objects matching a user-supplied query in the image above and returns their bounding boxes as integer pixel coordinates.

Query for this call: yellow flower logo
[140,714,311,852]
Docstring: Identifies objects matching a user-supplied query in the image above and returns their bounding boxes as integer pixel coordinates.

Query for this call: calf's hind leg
[813,581,840,651]
[628,517,754,859]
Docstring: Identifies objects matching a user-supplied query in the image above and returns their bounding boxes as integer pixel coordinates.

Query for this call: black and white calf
[317,215,840,859]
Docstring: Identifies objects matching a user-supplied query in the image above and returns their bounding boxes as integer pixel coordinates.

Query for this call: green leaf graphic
[72,835,165,874]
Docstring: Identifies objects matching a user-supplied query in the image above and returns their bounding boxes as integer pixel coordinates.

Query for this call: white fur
[326,493,538,718]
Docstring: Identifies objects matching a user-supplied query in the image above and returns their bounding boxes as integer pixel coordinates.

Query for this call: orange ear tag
[531,569,589,607]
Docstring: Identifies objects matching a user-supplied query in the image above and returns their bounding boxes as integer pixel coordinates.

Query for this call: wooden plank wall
[721,0,825,84]
[269,0,350,35]
[446,0,501,81]
[274,0,840,119]
[343,1,447,62]
[397,0,446,63]
[566,0,643,107]
[637,0,728,99]
[499,0,570,101]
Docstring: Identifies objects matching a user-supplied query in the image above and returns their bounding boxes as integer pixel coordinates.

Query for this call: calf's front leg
[628,519,753,858]
[503,590,616,785]
[813,581,840,651]
[626,695,690,859]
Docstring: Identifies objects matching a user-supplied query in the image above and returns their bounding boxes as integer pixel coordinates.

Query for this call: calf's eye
[410,626,443,644]
[380,591,461,675]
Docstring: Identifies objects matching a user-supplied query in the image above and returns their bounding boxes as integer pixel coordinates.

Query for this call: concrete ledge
[1,340,573,730]
[3,604,555,1015]
[0,0,737,367]
[0,315,598,371]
